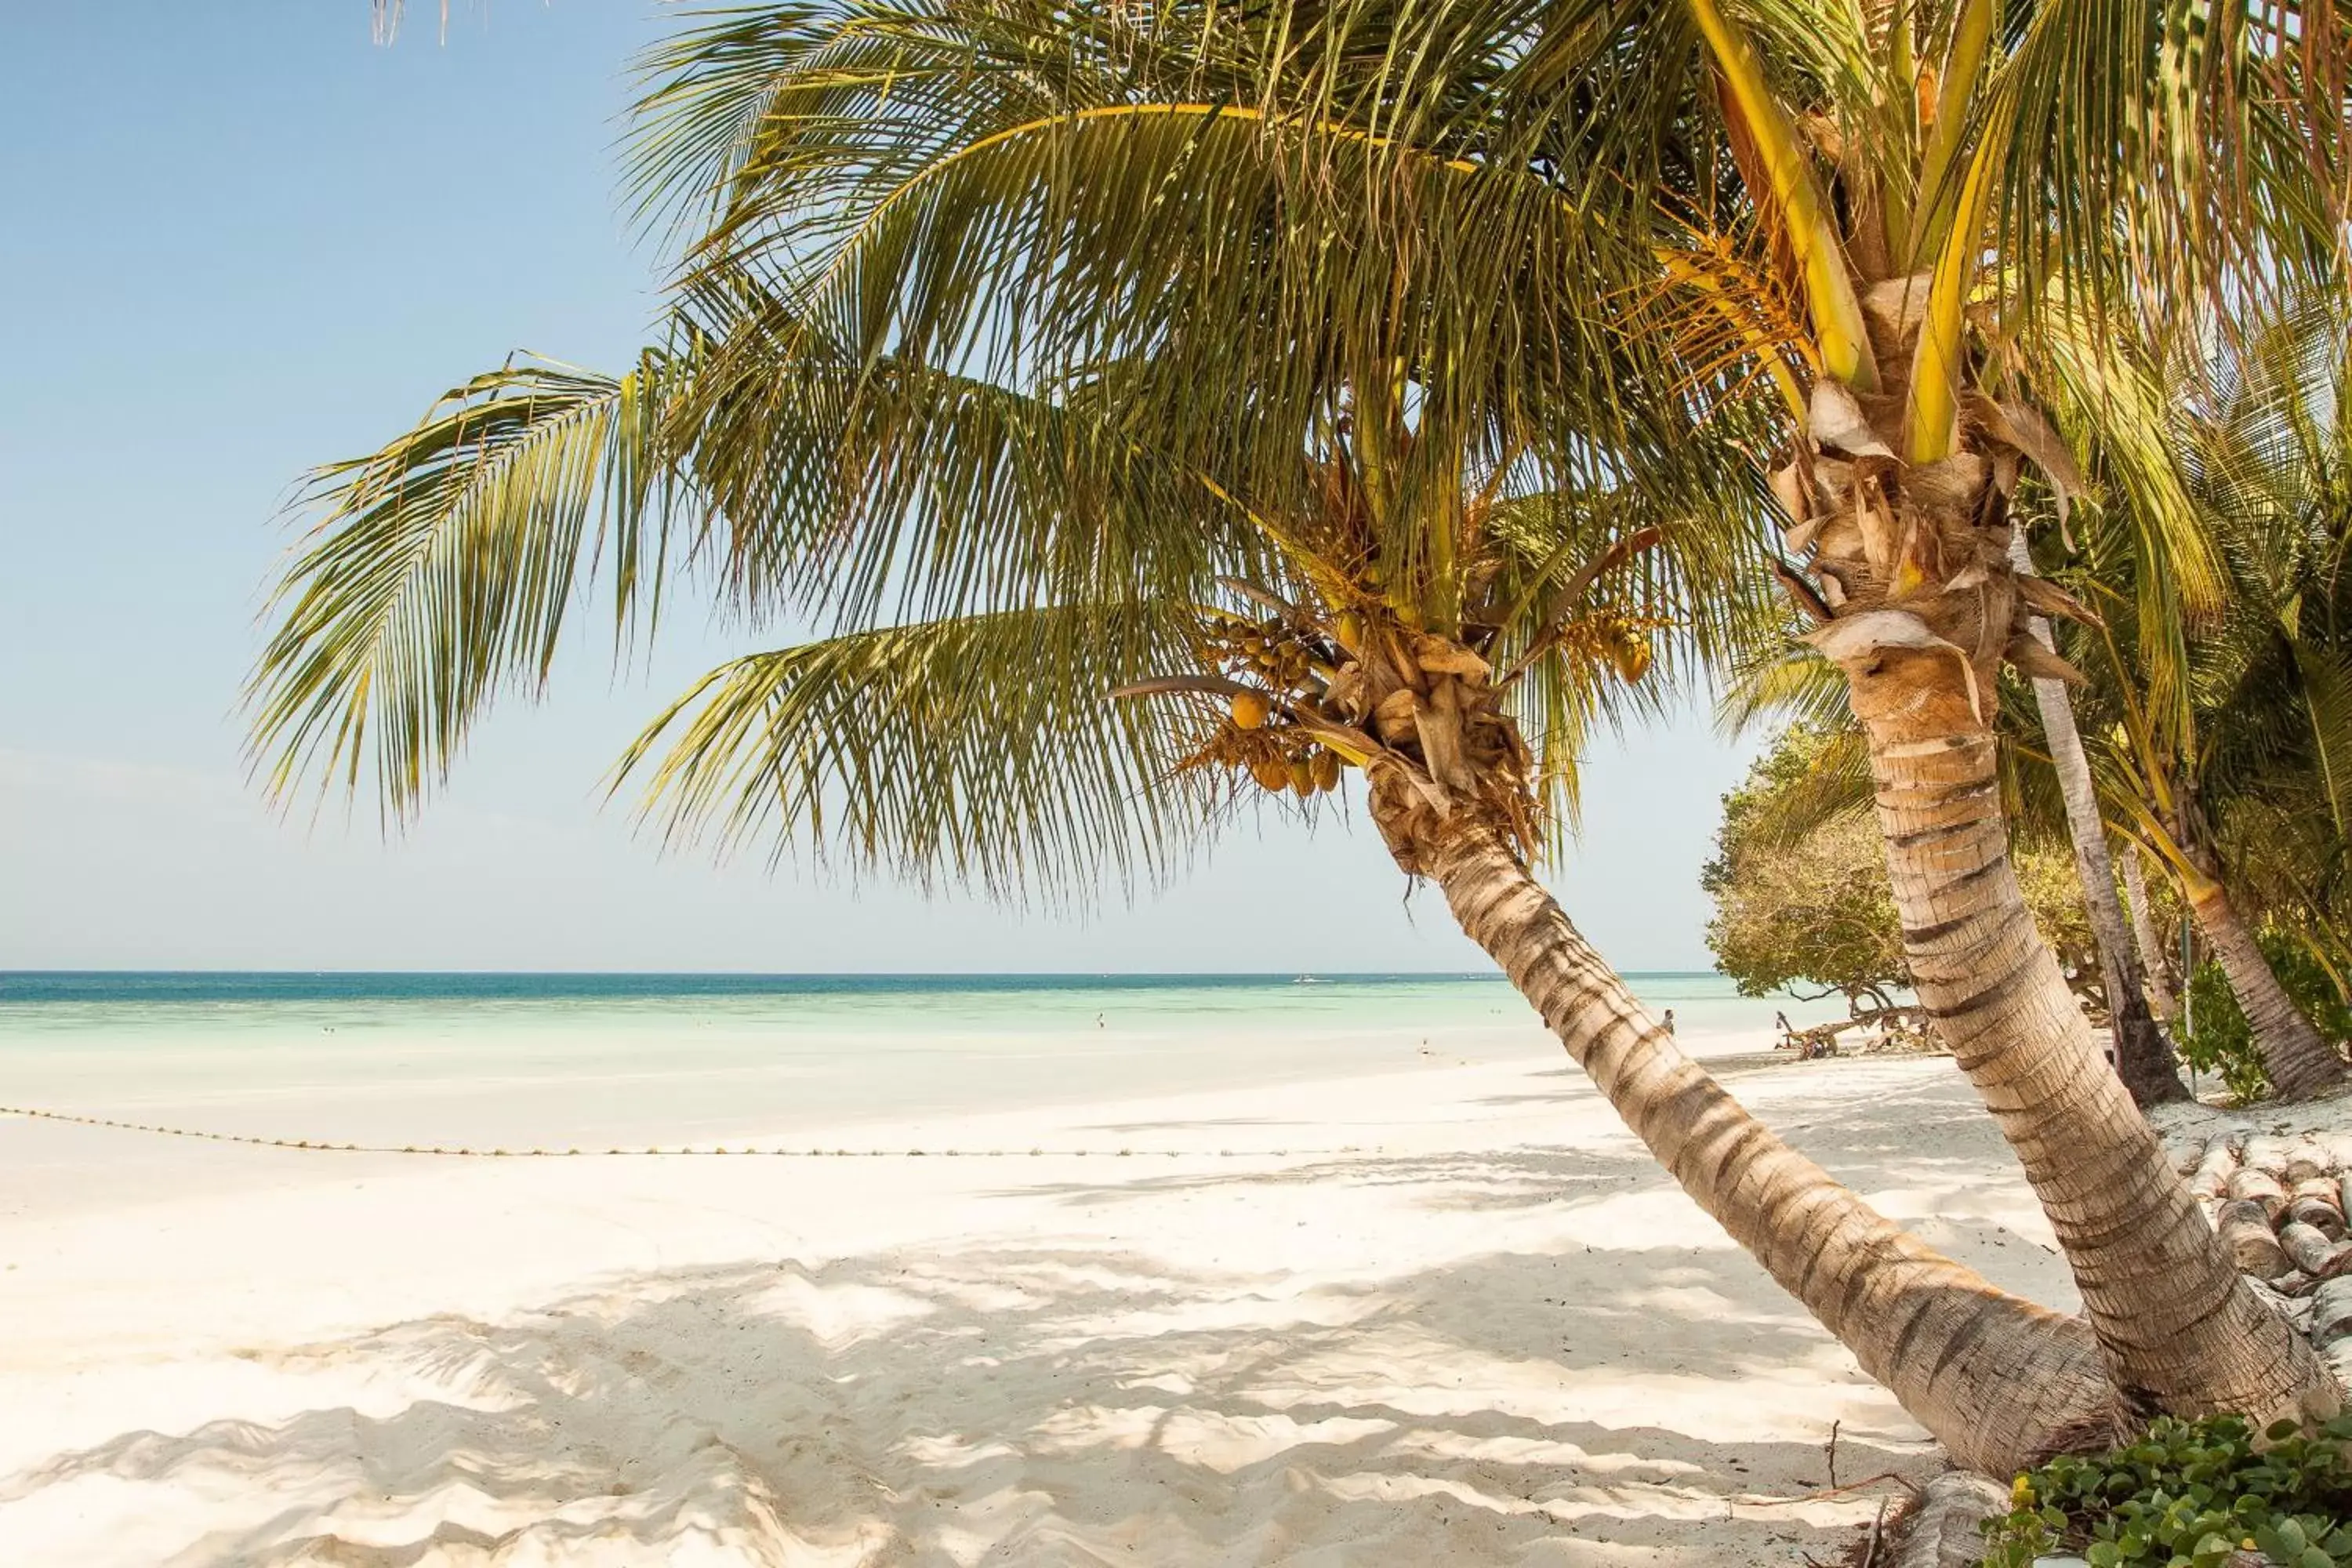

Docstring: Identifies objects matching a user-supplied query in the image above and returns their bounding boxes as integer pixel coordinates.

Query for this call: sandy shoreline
[0,1034,2074,1565]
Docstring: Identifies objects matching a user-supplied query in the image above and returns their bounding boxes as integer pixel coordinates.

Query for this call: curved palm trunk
[2187,875,2348,1102]
[1833,644,2333,1425]
[2119,848,2180,1022]
[2007,540,2186,1107]
[1395,803,2114,1473]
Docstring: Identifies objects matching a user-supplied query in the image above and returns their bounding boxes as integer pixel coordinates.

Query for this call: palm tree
[1740,297,2352,1110]
[1636,0,2343,1421]
[1589,0,2340,1410]
[2165,302,2352,1083]
[2085,604,2352,1102]
[1727,343,2339,1114]
[2053,304,2352,1101]
[2007,532,2187,1105]
[256,0,2347,1454]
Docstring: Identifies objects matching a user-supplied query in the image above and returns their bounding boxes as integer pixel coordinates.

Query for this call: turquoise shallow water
[0,972,1845,1149]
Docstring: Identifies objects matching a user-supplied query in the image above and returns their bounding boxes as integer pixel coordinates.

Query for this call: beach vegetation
[1704,722,2098,1037]
[2180,938,2352,1107]
[1981,1414,2352,1568]
[2013,303,2352,1105]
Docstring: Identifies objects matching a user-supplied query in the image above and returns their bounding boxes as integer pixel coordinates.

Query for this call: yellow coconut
[1611,638,1653,683]
[1248,756,1290,791]
[1288,757,1316,797]
[1310,750,1341,791]
[1230,690,1270,729]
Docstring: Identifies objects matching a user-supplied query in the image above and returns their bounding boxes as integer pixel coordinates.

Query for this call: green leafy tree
[1706,726,2099,1027]
[1706,728,1909,1017]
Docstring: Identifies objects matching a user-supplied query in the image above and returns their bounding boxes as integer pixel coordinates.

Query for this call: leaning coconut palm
[2049,305,2352,1101]
[1632,0,2347,1420]
[656,0,2352,1424]
[249,2,2133,1471]
[2164,302,2352,1087]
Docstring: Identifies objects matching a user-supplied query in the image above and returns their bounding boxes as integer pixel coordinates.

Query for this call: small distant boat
[1292,975,1327,985]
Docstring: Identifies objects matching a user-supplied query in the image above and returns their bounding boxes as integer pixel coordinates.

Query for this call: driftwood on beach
[1776,1005,1942,1060]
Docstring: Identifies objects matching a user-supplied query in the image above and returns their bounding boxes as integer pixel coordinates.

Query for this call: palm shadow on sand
[0,1135,1981,1566]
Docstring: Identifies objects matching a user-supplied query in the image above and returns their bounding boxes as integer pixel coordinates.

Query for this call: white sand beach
[0,1029,2076,1567]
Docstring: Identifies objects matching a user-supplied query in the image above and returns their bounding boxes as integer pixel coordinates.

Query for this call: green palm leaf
[247,349,692,817]
[613,604,1224,899]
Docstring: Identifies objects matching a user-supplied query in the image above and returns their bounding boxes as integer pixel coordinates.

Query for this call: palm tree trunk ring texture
[1370,769,2116,1472]
[1830,637,2335,1427]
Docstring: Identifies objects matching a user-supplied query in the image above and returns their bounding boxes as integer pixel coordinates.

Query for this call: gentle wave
[0,971,1840,1152]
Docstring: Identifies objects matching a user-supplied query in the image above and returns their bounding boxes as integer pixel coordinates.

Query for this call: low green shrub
[2177,932,2352,1104]
[1980,1414,2352,1567]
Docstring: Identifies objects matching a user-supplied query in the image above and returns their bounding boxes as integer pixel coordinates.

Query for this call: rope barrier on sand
[0,1105,1382,1160]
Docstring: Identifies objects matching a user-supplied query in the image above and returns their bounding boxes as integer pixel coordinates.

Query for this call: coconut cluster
[1556,608,1658,684]
[1189,615,1352,797]
[1174,590,1659,860]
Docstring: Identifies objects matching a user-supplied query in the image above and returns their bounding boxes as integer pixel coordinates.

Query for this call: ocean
[0,971,1841,1151]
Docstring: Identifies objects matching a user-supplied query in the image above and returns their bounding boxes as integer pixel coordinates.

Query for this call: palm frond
[1984,0,2349,348]
[612,603,1224,900]
[247,348,695,817]
[666,281,1275,633]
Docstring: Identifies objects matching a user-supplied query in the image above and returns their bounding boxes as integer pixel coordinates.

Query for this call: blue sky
[0,3,1766,973]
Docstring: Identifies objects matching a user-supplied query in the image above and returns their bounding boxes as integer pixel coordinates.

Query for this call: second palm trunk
[1833,638,2333,1425]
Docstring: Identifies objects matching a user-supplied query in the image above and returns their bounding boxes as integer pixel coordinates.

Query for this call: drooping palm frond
[2288,642,2352,837]
[1715,641,1852,737]
[2027,310,2231,751]
[665,284,1257,633]
[370,0,449,45]
[245,267,1272,835]
[612,602,1225,901]
[247,348,695,818]
[1974,0,2349,349]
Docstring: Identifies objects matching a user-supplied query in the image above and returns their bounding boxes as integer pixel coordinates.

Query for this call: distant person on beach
[1661,1008,1675,1036]
[1774,1010,1792,1044]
